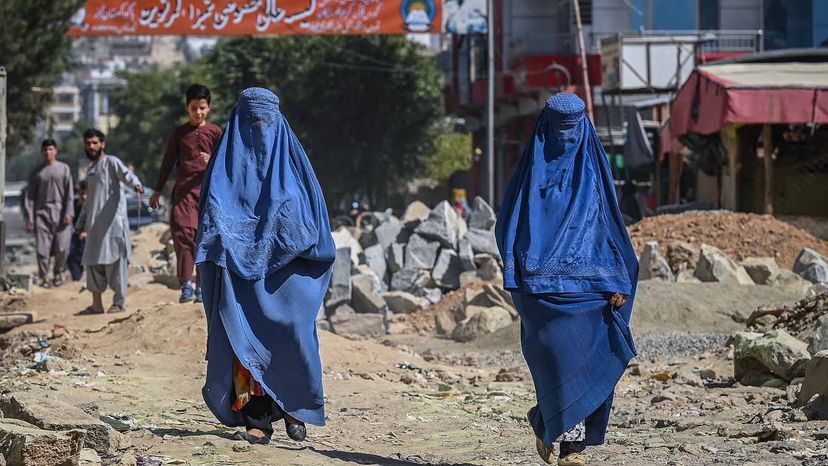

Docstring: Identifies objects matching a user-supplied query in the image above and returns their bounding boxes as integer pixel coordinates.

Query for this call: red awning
[670,63,828,138]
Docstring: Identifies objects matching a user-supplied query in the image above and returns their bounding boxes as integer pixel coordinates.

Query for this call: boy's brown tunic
[154,122,222,282]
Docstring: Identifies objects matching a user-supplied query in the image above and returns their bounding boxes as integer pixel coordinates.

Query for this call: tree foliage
[107,64,216,185]
[421,131,472,182]
[108,35,444,208]
[0,0,84,148]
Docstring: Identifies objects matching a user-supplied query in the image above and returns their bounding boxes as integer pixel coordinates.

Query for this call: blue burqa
[495,93,638,447]
[196,88,335,427]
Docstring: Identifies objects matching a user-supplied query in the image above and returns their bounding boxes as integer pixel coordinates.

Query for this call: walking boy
[76,129,144,314]
[149,84,222,303]
[24,139,74,287]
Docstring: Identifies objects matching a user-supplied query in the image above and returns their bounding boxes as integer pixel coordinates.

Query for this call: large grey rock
[464,284,517,319]
[0,419,84,466]
[468,196,496,230]
[464,228,500,259]
[798,350,828,404]
[404,234,440,270]
[329,313,385,339]
[351,273,387,314]
[809,315,828,355]
[451,306,513,342]
[435,309,457,337]
[475,254,503,281]
[734,330,811,383]
[793,248,828,284]
[330,303,356,317]
[694,244,754,285]
[414,201,464,249]
[0,392,122,456]
[363,245,388,289]
[402,201,430,223]
[666,241,699,274]
[741,257,780,285]
[387,243,405,274]
[432,250,463,290]
[331,228,363,266]
[373,222,403,251]
[458,238,477,272]
[768,269,812,295]
[390,268,432,293]
[383,291,429,314]
[418,287,443,304]
[327,248,353,308]
[639,241,674,281]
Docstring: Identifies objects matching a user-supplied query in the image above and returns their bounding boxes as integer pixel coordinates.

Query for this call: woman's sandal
[281,411,306,441]
[233,431,271,445]
[535,437,555,464]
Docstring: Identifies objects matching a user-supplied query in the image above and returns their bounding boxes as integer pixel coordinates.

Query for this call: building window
[699,0,718,30]
[55,112,75,122]
[56,93,74,105]
[578,0,592,26]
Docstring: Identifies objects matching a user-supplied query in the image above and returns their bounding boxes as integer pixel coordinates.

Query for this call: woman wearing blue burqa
[196,87,335,445]
[495,93,638,466]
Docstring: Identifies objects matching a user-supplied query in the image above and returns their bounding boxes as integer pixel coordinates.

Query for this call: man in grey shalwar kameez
[24,139,74,287]
[76,129,144,314]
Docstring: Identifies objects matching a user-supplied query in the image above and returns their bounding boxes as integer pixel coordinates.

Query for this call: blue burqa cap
[196,87,335,279]
[495,92,638,296]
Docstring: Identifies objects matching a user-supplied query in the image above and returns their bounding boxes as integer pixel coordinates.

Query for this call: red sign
[69,0,443,36]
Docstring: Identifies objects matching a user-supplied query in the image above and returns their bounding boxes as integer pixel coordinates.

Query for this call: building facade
[447,0,828,206]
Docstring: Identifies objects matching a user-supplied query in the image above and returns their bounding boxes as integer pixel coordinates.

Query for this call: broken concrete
[0,419,84,466]
[695,244,754,285]
[0,392,121,456]
[741,257,780,285]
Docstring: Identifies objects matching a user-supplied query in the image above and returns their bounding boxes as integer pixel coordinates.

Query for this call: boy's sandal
[76,306,104,316]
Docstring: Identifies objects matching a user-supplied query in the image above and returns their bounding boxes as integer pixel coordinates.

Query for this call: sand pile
[628,211,828,268]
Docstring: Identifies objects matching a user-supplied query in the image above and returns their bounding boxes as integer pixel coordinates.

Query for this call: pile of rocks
[433,284,518,342]
[322,198,506,340]
[638,241,827,292]
[733,291,828,420]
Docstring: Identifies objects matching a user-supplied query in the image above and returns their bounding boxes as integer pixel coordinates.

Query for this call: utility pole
[572,0,593,120]
[486,0,496,205]
[0,67,7,276]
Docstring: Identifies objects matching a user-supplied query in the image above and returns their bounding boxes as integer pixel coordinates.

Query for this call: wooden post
[762,124,774,215]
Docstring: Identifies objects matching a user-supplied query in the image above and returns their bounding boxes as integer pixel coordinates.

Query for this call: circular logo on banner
[401,0,436,32]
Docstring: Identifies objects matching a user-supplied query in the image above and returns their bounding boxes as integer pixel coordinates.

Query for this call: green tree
[107,63,216,187]
[421,131,473,182]
[0,0,84,148]
[206,36,444,207]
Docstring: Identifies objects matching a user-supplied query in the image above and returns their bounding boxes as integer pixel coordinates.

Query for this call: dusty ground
[1,226,827,465]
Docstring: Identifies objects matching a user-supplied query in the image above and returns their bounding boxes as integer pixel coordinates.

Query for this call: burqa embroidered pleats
[495,93,639,447]
[196,88,335,427]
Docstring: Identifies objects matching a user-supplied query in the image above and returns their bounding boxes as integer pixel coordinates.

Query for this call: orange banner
[69,0,443,36]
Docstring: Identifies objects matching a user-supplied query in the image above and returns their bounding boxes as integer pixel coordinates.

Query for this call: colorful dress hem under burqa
[495,93,639,447]
[196,88,335,427]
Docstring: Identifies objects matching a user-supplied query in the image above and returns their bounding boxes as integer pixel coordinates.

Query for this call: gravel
[634,331,730,360]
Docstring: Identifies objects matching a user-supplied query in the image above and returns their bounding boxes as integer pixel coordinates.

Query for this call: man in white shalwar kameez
[76,129,144,314]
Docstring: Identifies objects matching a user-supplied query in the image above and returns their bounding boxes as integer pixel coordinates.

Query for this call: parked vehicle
[3,181,33,248]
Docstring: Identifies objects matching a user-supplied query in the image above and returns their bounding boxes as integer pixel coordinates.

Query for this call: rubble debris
[639,241,674,281]
[0,312,37,332]
[0,391,123,455]
[733,330,810,384]
[741,257,780,285]
[0,418,84,466]
[695,244,754,285]
[798,350,828,405]
[383,291,428,314]
[793,248,828,284]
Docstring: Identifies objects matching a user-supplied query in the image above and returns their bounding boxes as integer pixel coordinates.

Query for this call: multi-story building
[42,36,192,140]
[447,0,828,206]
